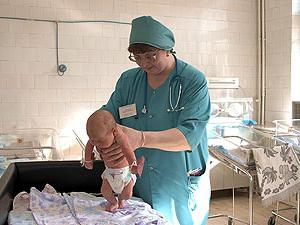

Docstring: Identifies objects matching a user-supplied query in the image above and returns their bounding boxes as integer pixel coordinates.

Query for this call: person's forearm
[142,128,191,151]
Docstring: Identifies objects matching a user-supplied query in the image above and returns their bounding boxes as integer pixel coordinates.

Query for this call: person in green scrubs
[101,16,211,225]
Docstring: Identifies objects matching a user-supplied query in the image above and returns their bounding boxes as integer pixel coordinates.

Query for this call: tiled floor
[208,189,298,225]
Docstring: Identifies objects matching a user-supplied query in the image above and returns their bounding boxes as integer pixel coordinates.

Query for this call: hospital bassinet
[0,128,60,159]
[0,160,106,225]
[0,128,62,178]
[208,122,296,225]
[267,119,300,225]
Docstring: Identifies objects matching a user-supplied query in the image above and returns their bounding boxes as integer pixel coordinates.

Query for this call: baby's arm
[113,126,136,163]
[83,140,95,170]
[113,126,144,176]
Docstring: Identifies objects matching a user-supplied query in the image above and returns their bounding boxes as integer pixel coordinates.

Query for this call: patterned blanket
[8,184,169,225]
[252,145,300,206]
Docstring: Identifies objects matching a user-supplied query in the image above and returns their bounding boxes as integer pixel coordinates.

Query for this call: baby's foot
[106,202,119,212]
[118,199,125,209]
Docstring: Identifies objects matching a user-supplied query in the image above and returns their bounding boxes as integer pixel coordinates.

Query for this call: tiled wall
[265,0,292,123]
[292,0,300,101]
[0,0,257,154]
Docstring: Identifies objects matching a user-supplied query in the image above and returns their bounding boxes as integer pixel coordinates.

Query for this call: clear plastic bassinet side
[207,122,278,168]
[0,128,62,177]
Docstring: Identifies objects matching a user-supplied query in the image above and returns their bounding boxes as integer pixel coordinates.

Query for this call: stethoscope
[141,57,185,114]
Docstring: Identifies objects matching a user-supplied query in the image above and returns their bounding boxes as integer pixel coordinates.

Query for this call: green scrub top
[103,57,211,225]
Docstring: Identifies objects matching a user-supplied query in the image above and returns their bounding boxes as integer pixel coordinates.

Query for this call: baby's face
[89,131,114,148]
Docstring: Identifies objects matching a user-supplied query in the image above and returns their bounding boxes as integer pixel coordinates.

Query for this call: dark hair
[128,43,159,54]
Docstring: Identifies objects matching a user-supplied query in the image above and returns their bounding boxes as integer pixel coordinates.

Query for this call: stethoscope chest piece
[141,105,147,114]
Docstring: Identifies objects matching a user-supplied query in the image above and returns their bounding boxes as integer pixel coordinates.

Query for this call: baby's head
[86,110,116,148]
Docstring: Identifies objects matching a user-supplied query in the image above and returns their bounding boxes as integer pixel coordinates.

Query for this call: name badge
[119,104,137,119]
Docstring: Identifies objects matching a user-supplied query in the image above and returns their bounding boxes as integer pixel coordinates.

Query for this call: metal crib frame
[267,139,300,225]
[0,128,58,161]
[267,120,300,225]
[208,132,261,225]
[0,146,55,160]
[208,124,300,225]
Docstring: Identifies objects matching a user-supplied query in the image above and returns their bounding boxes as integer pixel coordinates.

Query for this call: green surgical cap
[129,16,175,51]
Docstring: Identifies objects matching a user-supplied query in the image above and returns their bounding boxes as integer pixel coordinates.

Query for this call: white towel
[253,145,300,206]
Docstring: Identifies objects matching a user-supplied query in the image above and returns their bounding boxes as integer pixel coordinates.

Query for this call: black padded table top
[0,160,105,225]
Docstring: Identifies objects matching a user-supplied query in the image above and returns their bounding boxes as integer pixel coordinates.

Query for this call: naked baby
[83,109,144,211]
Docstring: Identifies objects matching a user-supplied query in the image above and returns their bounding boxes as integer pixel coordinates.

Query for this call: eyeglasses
[128,50,159,64]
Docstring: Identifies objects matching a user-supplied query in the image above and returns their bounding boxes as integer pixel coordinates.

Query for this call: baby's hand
[84,160,93,170]
[130,156,145,177]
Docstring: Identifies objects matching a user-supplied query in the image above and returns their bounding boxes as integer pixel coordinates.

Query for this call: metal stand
[268,119,300,225]
[268,191,300,225]
[208,158,255,225]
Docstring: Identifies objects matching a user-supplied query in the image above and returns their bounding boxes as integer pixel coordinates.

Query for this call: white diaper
[101,166,136,194]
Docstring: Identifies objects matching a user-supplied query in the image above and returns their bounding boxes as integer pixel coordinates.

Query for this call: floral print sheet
[8,184,169,225]
[253,145,300,206]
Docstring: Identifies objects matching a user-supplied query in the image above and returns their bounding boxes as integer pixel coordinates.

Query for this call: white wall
[0,0,258,154]
[265,0,292,123]
[292,0,300,101]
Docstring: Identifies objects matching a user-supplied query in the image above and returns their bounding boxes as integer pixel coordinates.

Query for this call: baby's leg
[118,178,134,209]
[101,178,118,212]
